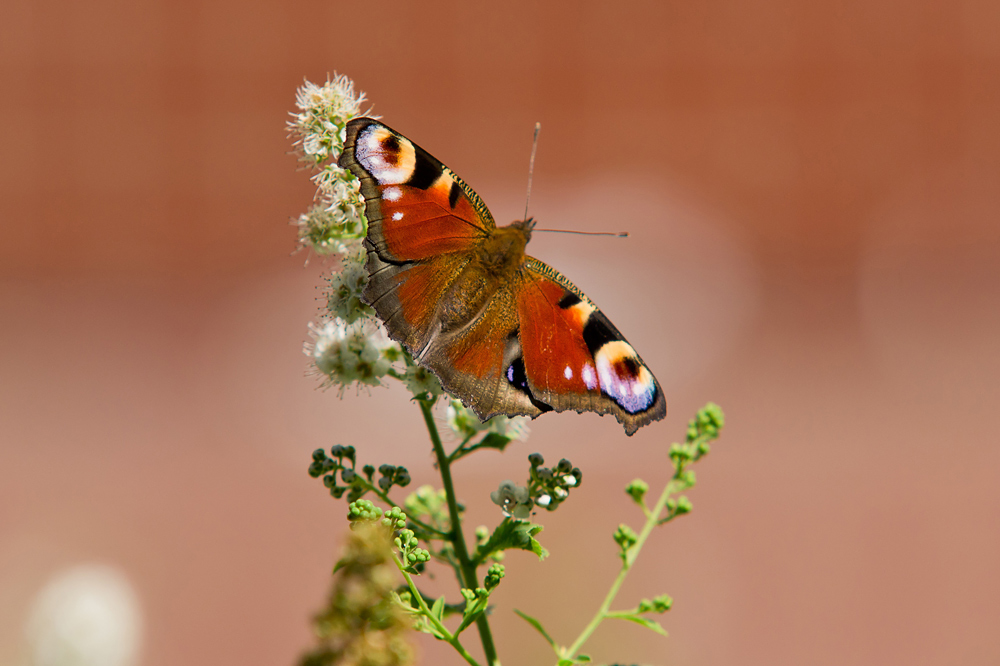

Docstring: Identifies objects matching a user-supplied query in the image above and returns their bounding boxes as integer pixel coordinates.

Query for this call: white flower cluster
[290,74,405,390]
[289,75,372,257]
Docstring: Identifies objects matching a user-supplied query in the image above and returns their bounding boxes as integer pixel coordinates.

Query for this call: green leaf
[430,595,446,621]
[513,608,557,649]
[476,432,512,452]
[616,613,669,636]
[475,518,548,564]
[412,616,447,639]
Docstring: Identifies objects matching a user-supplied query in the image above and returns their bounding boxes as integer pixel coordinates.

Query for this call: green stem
[564,476,679,658]
[398,561,481,666]
[419,399,500,666]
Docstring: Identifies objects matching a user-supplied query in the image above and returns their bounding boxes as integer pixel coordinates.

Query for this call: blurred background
[2,0,999,664]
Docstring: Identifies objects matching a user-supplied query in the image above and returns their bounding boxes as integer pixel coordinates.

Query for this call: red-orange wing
[339,118,494,263]
[513,258,666,435]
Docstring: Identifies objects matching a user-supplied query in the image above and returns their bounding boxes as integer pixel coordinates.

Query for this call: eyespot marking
[381,133,401,155]
[355,125,416,185]
[594,341,656,414]
[582,363,597,390]
[383,186,402,202]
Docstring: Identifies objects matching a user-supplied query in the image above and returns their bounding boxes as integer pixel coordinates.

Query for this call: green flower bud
[485,564,505,590]
[625,479,649,503]
[614,524,638,551]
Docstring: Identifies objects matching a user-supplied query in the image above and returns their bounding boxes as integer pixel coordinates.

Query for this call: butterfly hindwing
[420,279,546,422]
[513,258,666,435]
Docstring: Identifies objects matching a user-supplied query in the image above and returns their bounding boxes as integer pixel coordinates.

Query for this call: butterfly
[338,118,666,435]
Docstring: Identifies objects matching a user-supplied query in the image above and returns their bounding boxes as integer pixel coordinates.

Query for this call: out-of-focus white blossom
[490,480,533,520]
[445,399,530,443]
[25,564,142,666]
[402,365,443,400]
[305,319,400,391]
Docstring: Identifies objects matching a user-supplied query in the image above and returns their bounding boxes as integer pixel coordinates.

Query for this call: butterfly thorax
[476,221,532,272]
[429,222,532,333]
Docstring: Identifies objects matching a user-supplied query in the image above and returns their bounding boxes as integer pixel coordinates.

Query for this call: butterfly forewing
[340,118,495,263]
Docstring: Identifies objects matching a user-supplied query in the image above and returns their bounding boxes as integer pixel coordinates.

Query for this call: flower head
[445,400,530,442]
[305,319,400,391]
[295,176,365,255]
[325,248,372,324]
[289,75,371,256]
[288,75,370,165]
[402,365,443,401]
[490,480,533,520]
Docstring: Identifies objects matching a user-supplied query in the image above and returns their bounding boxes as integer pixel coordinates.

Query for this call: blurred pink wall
[2,1,999,664]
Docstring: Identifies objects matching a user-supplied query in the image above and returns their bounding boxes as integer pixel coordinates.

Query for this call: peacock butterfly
[338,118,666,435]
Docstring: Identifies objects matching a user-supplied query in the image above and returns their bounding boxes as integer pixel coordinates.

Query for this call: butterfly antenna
[533,228,629,237]
[521,123,628,237]
[523,122,541,222]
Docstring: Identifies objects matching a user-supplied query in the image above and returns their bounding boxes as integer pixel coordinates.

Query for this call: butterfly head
[510,217,536,241]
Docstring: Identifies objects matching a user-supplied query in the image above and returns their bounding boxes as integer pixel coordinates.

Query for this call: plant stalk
[564,477,678,657]
[419,399,500,666]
